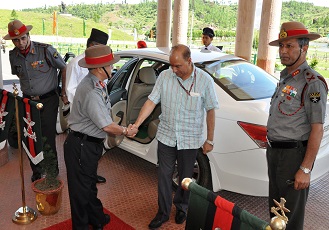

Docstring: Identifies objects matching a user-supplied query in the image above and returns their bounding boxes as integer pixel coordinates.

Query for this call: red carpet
[43,208,135,230]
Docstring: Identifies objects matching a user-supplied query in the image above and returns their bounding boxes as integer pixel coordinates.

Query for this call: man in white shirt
[66,28,109,106]
[200,27,222,52]
[65,28,109,184]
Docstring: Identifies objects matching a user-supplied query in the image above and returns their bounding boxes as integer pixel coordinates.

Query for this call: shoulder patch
[53,52,59,58]
[309,92,321,103]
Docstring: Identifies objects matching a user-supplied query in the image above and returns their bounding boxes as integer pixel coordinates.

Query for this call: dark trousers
[266,145,309,230]
[64,132,106,230]
[156,141,198,219]
[29,94,59,176]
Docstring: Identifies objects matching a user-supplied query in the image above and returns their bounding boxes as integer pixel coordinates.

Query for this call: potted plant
[31,137,64,215]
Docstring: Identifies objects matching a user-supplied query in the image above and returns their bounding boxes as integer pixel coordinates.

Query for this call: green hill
[1,1,329,39]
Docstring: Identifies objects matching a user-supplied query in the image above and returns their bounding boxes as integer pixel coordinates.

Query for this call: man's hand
[126,124,138,137]
[294,170,311,190]
[61,94,69,105]
[202,141,213,154]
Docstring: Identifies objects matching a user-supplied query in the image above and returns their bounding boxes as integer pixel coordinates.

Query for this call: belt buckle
[31,95,40,100]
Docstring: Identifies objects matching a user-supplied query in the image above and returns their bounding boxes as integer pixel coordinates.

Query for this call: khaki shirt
[267,61,328,141]
[9,41,66,95]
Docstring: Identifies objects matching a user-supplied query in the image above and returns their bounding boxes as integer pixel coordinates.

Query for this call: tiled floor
[0,133,328,230]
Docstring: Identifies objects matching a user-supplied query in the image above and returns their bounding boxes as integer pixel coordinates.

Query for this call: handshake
[125,124,139,138]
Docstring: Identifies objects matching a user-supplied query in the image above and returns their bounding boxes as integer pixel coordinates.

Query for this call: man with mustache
[267,21,328,229]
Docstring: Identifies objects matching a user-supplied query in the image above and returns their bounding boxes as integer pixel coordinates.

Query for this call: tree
[11,10,18,20]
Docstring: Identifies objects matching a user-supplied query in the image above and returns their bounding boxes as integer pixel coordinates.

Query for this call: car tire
[172,149,212,191]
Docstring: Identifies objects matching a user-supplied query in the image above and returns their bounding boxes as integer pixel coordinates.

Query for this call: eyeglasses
[12,36,28,43]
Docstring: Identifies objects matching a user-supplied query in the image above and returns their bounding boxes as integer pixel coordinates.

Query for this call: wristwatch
[300,166,311,174]
[205,140,214,146]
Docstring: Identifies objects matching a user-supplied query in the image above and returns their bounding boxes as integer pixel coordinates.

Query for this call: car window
[134,59,169,83]
[109,57,136,93]
[204,60,277,100]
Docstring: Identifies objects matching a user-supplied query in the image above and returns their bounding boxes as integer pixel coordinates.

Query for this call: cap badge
[279,29,288,39]
[14,29,20,36]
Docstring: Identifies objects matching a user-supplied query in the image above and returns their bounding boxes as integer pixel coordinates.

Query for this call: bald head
[169,44,193,80]
[170,44,191,61]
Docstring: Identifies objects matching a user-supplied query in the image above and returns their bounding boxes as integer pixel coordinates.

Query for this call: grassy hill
[0,9,135,41]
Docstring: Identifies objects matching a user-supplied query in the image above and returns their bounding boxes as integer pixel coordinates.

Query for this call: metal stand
[12,84,37,224]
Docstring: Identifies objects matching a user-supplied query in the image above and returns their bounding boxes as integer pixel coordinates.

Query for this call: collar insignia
[291,69,300,77]
[310,92,320,103]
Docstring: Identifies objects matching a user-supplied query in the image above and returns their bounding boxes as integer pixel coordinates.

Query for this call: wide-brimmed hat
[269,21,320,46]
[3,19,33,40]
[88,28,108,45]
[78,44,119,68]
[202,27,215,38]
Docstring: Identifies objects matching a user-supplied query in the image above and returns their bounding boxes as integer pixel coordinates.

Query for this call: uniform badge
[279,29,288,39]
[14,29,20,35]
[291,69,300,77]
[310,92,321,103]
[31,61,38,69]
[53,52,59,58]
[282,85,297,97]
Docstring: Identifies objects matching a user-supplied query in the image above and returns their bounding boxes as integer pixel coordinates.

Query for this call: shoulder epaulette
[303,69,328,91]
[33,41,50,48]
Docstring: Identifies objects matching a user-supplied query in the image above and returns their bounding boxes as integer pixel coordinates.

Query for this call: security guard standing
[267,21,328,229]
[64,44,137,230]
[200,27,222,52]
[3,19,67,182]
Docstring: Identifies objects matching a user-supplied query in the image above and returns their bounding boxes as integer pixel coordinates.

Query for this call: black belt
[23,90,57,100]
[268,140,308,149]
[70,130,104,144]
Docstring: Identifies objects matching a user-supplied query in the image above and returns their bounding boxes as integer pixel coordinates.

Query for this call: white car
[79,48,329,196]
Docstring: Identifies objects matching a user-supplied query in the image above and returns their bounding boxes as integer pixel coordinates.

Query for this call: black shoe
[31,173,41,182]
[97,175,106,183]
[93,214,110,230]
[148,215,169,229]
[175,210,186,224]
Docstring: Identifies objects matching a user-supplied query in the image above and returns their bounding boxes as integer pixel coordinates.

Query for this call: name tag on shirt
[190,92,200,97]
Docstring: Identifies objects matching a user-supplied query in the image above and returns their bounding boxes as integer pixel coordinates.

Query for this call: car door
[103,57,138,149]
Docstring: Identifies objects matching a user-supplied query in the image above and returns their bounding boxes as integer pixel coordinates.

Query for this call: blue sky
[1,0,328,10]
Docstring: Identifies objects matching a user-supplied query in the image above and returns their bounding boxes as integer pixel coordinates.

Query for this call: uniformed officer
[65,28,109,184]
[200,27,222,52]
[3,19,67,182]
[267,21,328,229]
[64,44,137,230]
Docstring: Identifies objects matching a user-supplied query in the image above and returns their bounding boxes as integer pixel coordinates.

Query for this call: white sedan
[88,48,329,196]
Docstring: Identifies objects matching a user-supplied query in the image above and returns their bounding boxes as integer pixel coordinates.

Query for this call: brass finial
[270,198,290,230]
[181,178,192,190]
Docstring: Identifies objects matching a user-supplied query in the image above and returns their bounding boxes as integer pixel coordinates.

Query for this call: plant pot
[31,178,64,215]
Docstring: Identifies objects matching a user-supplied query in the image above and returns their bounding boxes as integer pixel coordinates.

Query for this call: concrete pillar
[257,0,282,75]
[235,0,257,61]
[156,0,172,48]
[172,0,189,46]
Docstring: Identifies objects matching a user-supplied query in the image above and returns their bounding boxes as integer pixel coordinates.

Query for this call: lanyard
[177,69,196,96]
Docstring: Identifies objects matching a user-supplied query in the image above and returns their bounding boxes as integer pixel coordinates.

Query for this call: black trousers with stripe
[64,132,106,230]
[266,145,309,230]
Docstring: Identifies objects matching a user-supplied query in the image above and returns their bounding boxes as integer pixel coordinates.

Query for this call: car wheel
[172,149,212,191]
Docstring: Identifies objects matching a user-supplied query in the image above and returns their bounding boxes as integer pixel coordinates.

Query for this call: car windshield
[203,60,277,101]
